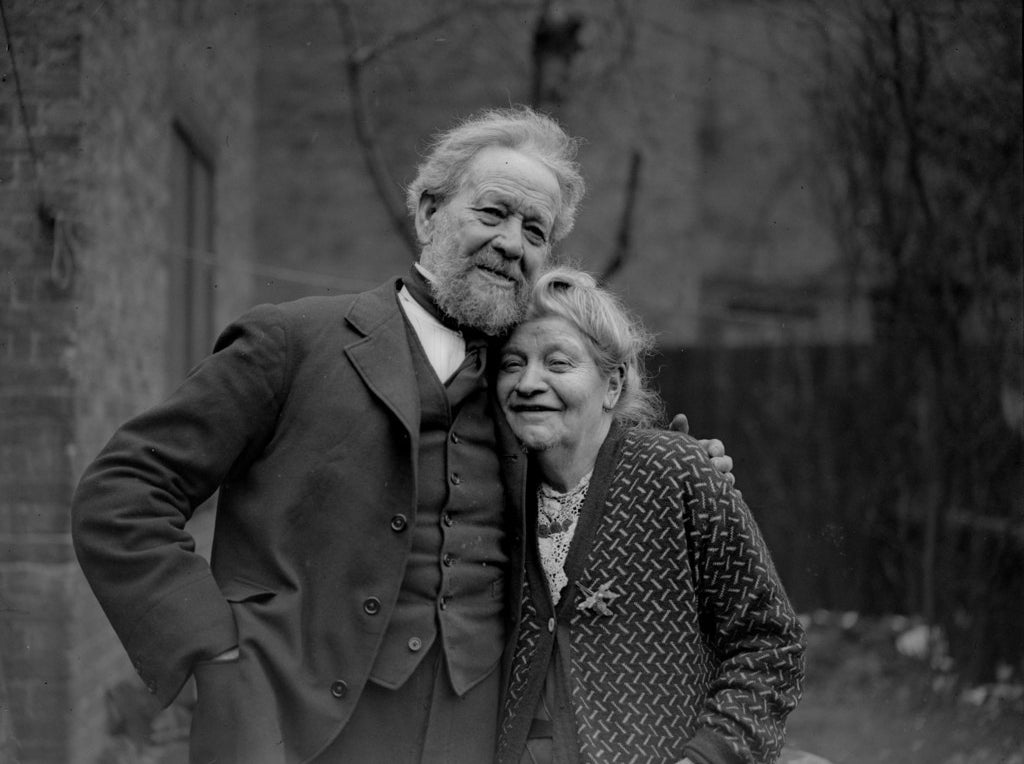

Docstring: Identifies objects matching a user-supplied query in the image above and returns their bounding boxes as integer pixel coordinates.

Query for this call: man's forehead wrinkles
[472,181,558,222]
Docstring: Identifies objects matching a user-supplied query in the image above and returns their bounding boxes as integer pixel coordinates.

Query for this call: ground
[784,612,1024,764]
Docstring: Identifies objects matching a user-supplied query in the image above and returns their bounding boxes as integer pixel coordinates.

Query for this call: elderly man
[71,107,730,763]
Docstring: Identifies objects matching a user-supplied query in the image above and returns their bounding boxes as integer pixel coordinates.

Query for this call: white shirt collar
[398,266,465,381]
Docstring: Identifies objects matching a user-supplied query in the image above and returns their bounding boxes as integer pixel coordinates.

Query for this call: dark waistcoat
[368,330,507,695]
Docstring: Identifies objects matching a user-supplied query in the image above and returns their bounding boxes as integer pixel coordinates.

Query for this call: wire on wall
[0,0,43,188]
[1,0,78,292]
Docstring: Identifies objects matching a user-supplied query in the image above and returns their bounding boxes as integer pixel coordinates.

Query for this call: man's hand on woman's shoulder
[669,413,736,487]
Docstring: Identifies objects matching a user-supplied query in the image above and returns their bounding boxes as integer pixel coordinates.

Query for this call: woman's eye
[499,358,523,372]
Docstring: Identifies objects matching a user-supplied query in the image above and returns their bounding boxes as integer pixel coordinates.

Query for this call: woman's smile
[508,402,561,413]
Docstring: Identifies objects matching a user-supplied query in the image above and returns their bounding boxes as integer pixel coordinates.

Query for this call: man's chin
[442,289,525,334]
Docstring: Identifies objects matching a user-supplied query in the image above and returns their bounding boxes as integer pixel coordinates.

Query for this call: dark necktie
[401,268,490,403]
[445,332,488,405]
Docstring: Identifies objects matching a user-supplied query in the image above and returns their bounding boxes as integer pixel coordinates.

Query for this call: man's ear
[415,193,440,245]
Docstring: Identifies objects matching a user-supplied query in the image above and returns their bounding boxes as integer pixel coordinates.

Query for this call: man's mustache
[471,252,526,285]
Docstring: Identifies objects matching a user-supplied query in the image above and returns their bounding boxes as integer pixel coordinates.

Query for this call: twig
[599,148,643,284]
[329,0,419,255]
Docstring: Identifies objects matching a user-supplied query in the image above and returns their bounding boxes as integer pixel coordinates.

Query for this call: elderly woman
[495,267,805,764]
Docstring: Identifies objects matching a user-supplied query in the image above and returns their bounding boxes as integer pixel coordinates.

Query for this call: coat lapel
[556,422,626,618]
[344,279,419,437]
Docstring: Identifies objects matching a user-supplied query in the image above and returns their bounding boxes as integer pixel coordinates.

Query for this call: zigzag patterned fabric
[497,428,805,764]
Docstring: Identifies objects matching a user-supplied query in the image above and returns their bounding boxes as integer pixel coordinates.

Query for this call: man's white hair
[407,106,586,243]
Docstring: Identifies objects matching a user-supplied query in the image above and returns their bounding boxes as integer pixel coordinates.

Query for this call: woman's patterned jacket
[497,424,806,764]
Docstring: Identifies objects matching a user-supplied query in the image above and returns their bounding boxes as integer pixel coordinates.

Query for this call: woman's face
[497,316,622,455]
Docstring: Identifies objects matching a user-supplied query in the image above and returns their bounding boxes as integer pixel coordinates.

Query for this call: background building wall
[251,0,861,345]
[1,3,92,759]
[0,1,257,759]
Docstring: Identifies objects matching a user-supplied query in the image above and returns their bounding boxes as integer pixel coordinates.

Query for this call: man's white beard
[431,264,528,336]
[422,219,531,336]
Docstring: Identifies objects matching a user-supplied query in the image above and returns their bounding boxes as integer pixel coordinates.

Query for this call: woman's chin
[513,428,555,452]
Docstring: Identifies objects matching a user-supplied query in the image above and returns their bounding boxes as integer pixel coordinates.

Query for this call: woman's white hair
[523,267,664,428]
[406,106,585,243]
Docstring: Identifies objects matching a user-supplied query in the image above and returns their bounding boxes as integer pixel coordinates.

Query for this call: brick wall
[1,2,86,760]
[0,1,257,760]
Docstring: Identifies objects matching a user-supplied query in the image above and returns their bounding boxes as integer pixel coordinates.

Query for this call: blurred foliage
[658,340,1022,685]
[787,611,1024,763]
[799,0,1020,682]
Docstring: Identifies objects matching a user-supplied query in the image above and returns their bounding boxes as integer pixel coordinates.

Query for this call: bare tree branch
[529,0,556,107]
[350,0,537,66]
[329,0,419,256]
[599,148,643,285]
[887,7,935,227]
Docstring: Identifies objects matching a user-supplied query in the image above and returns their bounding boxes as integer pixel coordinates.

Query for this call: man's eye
[524,226,548,245]
[477,207,504,223]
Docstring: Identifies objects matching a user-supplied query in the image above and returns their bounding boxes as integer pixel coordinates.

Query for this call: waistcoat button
[363,597,381,615]
[330,680,348,699]
[390,514,408,532]
[442,512,454,527]
[407,637,423,652]
[449,472,461,485]
[443,553,455,567]
[547,618,555,633]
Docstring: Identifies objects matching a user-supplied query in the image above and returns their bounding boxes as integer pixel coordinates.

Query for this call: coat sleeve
[682,477,806,764]
[70,304,289,705]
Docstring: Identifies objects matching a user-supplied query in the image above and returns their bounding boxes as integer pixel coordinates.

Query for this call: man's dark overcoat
[71,278,528,763]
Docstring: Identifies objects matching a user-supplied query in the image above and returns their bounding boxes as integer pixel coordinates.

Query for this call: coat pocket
[219,576,278,604]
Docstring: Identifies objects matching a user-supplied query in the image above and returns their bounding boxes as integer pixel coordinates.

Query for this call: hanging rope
[1,0,78,291]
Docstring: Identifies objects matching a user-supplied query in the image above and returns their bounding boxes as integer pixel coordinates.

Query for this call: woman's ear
[414,193,440,245]
[604,365,625,411]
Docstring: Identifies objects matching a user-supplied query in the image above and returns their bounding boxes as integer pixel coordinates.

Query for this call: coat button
[547,617,555,633]
[449,472,461,485]
[442,512,454,527]
[363,597,381,615]
[330,680,348,699]
[390,514,408,532]
[450,431,460,444]
[407,637,423,652]
[443,553,455,567]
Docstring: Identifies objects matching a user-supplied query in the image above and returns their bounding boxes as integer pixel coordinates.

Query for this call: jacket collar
[343,278,419,435]
[344,277,404,337]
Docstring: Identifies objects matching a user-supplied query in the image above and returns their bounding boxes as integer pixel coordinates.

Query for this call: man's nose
[493,219,525,259]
